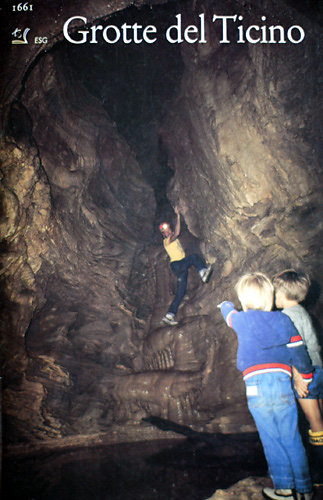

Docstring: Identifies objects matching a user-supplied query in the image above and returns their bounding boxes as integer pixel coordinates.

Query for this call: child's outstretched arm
[217,301,294,345]
[217,301,237,326]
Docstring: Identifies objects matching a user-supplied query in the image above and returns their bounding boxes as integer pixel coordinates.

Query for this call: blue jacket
[219,301,313,381]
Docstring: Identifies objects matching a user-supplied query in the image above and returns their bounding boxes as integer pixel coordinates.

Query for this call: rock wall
[1,41,157,446]
[0,0,322,451]
[163,1,322,277]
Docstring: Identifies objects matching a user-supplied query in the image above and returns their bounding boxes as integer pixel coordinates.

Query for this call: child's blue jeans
[245,372,312,493]
[168,254,206,315]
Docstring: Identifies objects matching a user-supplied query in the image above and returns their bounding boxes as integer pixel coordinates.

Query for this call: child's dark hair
[272,269,310,302]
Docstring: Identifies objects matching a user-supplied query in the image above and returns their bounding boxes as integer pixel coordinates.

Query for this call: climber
[159,206,212,325]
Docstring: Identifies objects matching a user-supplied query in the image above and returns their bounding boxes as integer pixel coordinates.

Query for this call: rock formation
[0,0,322,454]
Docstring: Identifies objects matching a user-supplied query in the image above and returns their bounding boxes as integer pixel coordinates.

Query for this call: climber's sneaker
[262,488,294,499]
[200,265,212,283]
[162,313,178,326]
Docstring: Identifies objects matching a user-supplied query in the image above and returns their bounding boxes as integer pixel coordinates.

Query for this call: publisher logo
[12,27,30,44]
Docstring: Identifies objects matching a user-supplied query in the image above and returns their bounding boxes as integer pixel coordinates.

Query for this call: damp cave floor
[3,431,270,500]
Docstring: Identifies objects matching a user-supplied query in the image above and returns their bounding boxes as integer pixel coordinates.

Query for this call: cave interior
[1,0,322,498]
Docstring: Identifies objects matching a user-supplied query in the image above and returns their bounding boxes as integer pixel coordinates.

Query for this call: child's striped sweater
[219,301,313,382]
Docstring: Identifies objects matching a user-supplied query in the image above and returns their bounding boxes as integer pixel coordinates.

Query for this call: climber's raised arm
[171,206,181,241]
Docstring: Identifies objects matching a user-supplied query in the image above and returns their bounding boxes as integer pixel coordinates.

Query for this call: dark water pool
[3,432,268,500]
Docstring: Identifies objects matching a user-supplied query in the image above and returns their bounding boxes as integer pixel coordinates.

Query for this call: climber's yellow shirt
[163,237,186,262]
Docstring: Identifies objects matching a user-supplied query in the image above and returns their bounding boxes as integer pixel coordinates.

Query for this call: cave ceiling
[0,0,322,450]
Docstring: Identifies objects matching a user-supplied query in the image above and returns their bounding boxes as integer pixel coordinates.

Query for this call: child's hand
[217,301,228,308]
[292,366,309,398]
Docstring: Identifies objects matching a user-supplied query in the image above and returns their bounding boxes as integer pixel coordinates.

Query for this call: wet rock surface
[0,2,322,491]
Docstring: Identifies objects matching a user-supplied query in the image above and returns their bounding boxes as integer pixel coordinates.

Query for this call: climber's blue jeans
[245,372,312,493]
[168,254,206,316]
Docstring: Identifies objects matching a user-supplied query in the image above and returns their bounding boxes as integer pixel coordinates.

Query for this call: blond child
[218,272,314,500]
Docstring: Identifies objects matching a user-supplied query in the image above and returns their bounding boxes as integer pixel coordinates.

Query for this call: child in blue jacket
[218,272,314,500]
